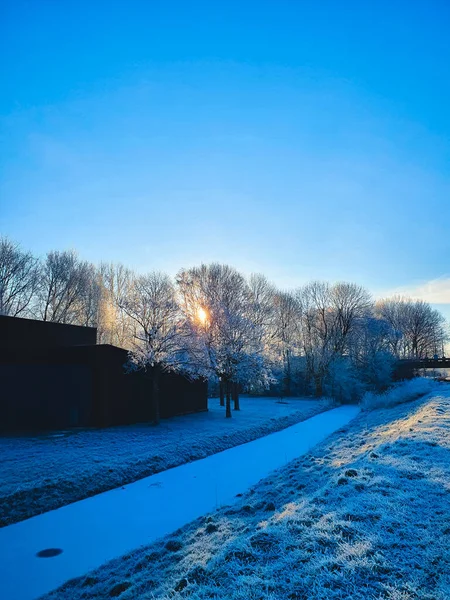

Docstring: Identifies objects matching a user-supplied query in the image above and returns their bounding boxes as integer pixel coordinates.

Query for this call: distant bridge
[396,357,450,370]
[394,357,450,379]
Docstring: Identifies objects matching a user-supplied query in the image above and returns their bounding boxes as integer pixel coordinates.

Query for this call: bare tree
[270,291,301,396]
[0,236,39,317]
[404,300,446,359]
[120,272,189,424]
[36,250,91,324]
[245,274,277,399]
[77,263,102,328]
[298,282,334,396]
[376,296,447,359]
[297,281,373,396]
[374,297,405,357]
[248,274,276,334]
[331,282,372,353]
[350,316,394,391]
[97,263,136,347]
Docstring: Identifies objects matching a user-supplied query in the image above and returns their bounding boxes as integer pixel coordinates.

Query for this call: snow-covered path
[0,405,359,600]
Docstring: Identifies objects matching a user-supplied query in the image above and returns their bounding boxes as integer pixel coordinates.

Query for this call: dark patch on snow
[239,504,254,514]
[250,531,278,553]
[345,469,358,477]
[205,523,218,534]
[174,578,188,592]
[187,565,209,584]
[224,549,256,564]
[36,548,63,558]
[165,539,182,552]
[109,581,131,597]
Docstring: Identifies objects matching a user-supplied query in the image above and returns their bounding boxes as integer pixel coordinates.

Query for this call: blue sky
[1,1,449,317]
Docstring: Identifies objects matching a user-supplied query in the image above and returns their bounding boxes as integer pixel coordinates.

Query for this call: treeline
[1,236,448,411]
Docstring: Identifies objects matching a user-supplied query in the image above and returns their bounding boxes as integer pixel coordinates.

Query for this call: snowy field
[0,396,329,527]
[44,385,450,600]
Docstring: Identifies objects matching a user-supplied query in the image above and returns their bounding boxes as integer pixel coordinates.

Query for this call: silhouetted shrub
[109,581,131,597]
[165,539,182,552]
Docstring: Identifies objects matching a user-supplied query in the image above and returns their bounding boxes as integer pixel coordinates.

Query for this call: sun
[196,306,208,325]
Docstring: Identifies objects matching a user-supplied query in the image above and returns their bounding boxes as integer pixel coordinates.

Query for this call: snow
[0,396,330,526]
[39,385,450,600]
[362,377,442,410]
[0,405,358,600]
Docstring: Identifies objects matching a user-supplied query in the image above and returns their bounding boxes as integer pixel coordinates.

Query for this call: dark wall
[0,364,91,430]
[159,373,207,418]
[0,342,208,431]
[0,314,97,349]
[83,345,208,427]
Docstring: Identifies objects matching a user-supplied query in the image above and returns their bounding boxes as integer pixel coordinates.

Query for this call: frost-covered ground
[0,396,329,527]
[0,405,356,600]
[362,376,440,410]
[44,385,450,600]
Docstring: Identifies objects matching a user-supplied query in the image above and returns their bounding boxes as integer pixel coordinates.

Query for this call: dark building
[0,315,207,431]
[1,313,97,349]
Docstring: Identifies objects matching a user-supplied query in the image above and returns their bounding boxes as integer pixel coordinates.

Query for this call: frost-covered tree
[348,316,395,391]
[0,236,39,317]
[298,282,336,396]
[374,297,405,358]
[269,291,302,396]
[376,296,447,359]
[247,274,276,335]
[119,272,194,424]
[177,264,271,417]
[330,282,372,354]
[403,300,446,358]
[298,281,373,396]
[324,357,365,404]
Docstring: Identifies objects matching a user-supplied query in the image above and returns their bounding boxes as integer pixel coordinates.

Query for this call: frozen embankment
[0,404,359,600]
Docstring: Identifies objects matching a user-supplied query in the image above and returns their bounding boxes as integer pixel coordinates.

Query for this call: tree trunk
[152,367,161,425]
[314,375,323,398]
[219,380,225,407]
[232,382,240,410]
[284,351,292,396]
[225,380,232,418]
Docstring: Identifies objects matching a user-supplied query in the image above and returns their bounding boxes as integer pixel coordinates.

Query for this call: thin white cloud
[379,277,450,304]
